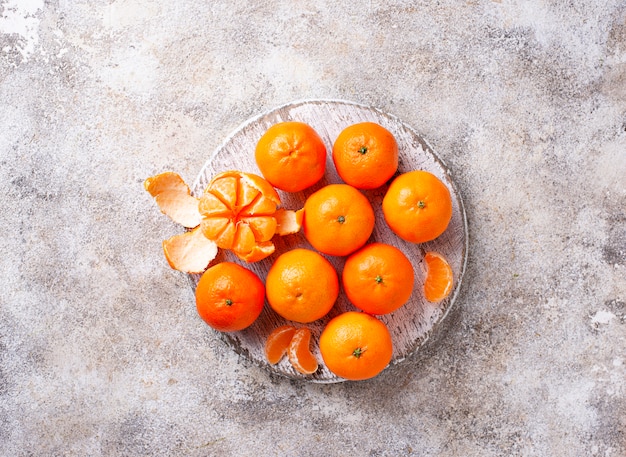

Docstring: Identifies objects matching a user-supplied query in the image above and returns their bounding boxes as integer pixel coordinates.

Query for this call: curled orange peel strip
[162,226,218,274]
[144,172,202,228]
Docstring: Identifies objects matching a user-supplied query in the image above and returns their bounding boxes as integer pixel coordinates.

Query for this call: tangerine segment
[266,248,339,323]
[255,122,327,192]
[332,122,398,189]
[162,226,218,274]
[319,312,393,381]
[199,170,281,262]
[288,328,319,375]
[144,172,202,228]
[342,243,414,315]
[423,252,453,303]
[303,184,375,257]
[195,262,265,332]
[382,170,452,243]
[265,325,297,365]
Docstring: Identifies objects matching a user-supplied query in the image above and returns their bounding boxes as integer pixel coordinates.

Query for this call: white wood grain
[190,99,468,383]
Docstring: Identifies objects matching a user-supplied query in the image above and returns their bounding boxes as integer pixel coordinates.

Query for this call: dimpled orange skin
[382,170,453,243]
[255,121,327,192]
[303,184,375,257]
[342,242,414,315]
[332,122,399,189]
[265,248,339,323]
[195,262,265,332]
[319,311,393,381]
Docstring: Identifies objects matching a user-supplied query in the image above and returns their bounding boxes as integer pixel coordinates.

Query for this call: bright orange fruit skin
[319,312,393,381]
[423,251,454,303]
[195,262,265,332]
[332,122,398,189]
[342,243,414,315]
[303,184,375,257]
[382,170,452,243]
[265,248,339,323]
[255,121,327,192]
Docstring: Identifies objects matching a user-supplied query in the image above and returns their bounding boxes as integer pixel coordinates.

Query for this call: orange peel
[275,208,304,236]
[144,172,202,228]
[145,170,303,272]
[162,226,218,274]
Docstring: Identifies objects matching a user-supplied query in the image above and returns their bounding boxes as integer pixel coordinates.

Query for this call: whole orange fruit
[342,242,414,315]
[303,184,375,256]
[319,311,393,381]
[382,170,452,243]
[266,248,339,323]
[255,121,327,192]
[195,262,265,332]
[332,122,398,189]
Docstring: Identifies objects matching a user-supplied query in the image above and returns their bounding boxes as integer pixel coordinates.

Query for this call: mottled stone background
[1,1,625,456]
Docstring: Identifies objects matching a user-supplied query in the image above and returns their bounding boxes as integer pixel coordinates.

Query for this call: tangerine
[382,170,452,243]
[255,121,327,192]
[342,242,414,315]
[319,311,393,381]
[198,170,290,263]
[423,251,454,303]
[265,248,338,323]
[195,262,265,332]
[332,122,398,189]
[303,184,375,256]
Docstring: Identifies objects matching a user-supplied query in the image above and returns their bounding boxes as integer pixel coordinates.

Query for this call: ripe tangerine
[319,311,393,381]
[303,184,375,257]
[342,242,414,315]
[382,170,453,243]
[255,121,327,192]
[265,248,339,323]
[332,122,398,189]
[195,262,265,332]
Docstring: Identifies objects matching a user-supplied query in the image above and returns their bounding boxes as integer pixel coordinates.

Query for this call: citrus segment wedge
[265,325,297,365]
[288,328,319,375]
[423,251,453,303]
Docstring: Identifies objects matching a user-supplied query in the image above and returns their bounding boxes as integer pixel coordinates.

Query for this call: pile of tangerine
[145,121,454,381]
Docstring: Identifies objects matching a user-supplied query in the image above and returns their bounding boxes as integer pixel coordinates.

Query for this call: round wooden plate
[190,99,468,383]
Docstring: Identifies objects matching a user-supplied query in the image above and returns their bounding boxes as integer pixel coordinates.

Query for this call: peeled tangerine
[144,170,302,273]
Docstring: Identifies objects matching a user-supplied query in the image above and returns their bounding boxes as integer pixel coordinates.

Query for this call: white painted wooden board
[190,99,468,383]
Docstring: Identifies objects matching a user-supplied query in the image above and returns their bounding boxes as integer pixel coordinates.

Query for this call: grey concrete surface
[1,1,625,456]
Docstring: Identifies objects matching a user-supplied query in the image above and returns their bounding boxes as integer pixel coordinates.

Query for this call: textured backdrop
[1,1,625,456]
